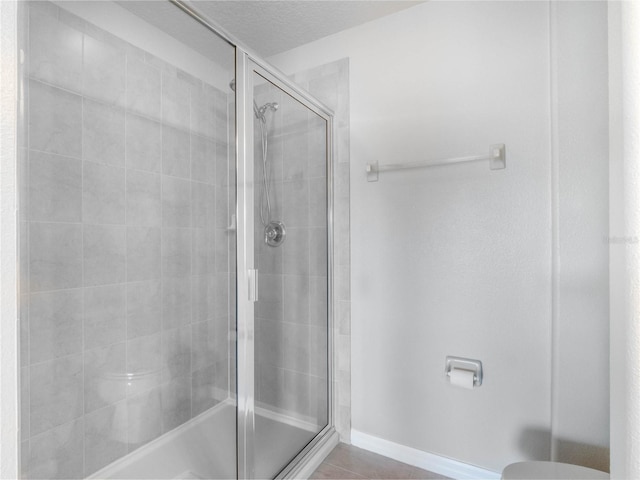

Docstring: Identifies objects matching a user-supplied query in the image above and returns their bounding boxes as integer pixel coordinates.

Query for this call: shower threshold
[89,400,321,480]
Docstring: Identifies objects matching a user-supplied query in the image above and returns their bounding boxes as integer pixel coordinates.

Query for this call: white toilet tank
[502,461,609,480]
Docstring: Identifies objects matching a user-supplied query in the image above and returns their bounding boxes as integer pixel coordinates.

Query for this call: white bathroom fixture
[366,143,506,182]
[445,356,483,387]
[502,461,608,480]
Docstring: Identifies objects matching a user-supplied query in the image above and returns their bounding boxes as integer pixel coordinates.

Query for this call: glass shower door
[18,2,237,478]
[248,63,331,479]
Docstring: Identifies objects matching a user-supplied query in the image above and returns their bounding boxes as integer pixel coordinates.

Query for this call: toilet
[502,461,609,480]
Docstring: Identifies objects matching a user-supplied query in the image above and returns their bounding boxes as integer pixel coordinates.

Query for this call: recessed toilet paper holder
[445,356,483,387]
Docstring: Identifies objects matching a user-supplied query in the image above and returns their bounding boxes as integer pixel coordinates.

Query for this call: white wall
[270,0,610,473]
[551,1,609,471]
[609,1,640,478]
[0,1,20,477]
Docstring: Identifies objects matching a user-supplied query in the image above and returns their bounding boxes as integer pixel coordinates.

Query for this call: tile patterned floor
[310,443,451,480]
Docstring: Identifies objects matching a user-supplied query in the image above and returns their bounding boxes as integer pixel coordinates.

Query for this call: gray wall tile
[82,161,126,224]
[192,275,215,324]
[191,321,214,373]
[257,236,284,275]
[29,8,83,92]
[84,285,126,351]
[191,135,217,185]
[309,325,328,378]
[214,228,229,273]
[161,325,191,383]
[83,100,125,167]
[190,87,215,138]
[191,365,218,416]
[162,72,190,130]
[283,227,310,276]
[126,57,161,120]
[126,169,161,227]
[57,7,85,35]
[30,354,83,436]
[83,225,126,286]
[282,132,309,181]
[283,274,310,324]
[126,227,161,281]
[29,80,82,158]
[126,387,162,451]
[162,228,192,278]
[126,113,161,173]
[191,182,215,229]
[308,122,328,177]
[255,273,283,321]
[126,333,162,397]
[162,176,192,228]
[215,272,232,320]
[282,179,310,227]
[126,280,162,339]
[29,289,83,364]
[283,323,310,374]
[161,377,192,433]
[215,185,230,230]
[29,222,83,292]
[162,125,190,179]
[215,143,231,187]
[256,319,283,368]
[84,403,128,477]
[257,364,284,410]
[29,150,82,223]
[84,342,126,413]
[28,418,84,480]
[83,35,125,106]
[309,177,327,227]
[310,276,328,328]
[283,370,316,420]
[162,277,192,329]
[310,227,328,276]
[193,229,216,277]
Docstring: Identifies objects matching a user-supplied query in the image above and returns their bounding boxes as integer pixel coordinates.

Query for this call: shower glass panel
[19,2,236,478]
[250,66,330,479]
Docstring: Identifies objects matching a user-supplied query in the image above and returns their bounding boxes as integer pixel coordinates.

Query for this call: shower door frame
[168,1,336,478]
[236,51,336,479]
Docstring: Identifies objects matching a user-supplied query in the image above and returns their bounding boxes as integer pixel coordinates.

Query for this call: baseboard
[350,430,501,480]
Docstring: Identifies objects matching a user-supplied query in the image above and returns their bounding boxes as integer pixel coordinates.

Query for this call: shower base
[89,400,321,479]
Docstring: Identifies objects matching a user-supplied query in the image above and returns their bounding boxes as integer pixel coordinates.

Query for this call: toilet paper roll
[449,368,475,389]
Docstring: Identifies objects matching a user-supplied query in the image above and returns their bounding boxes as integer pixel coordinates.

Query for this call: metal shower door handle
[248,269,258,302]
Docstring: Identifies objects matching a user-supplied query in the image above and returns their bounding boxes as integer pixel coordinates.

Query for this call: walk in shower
[17,1,334,478]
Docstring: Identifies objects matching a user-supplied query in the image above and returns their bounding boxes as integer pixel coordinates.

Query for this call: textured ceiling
[119,1,425,59]
[191,1,425,57]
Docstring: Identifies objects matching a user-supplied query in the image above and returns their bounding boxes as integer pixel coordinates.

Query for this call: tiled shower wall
[292,59,351,443]
[253,59,351,439]
[19,3,234,478]
[253,84,329,426]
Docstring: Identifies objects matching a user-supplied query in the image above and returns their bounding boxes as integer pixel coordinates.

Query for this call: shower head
[228,78,278,120]
[257,102,279,117]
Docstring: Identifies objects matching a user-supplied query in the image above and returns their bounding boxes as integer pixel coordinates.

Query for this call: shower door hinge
[248,269,258,302]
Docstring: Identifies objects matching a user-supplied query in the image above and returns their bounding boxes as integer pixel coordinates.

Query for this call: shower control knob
[264,221,286,247]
